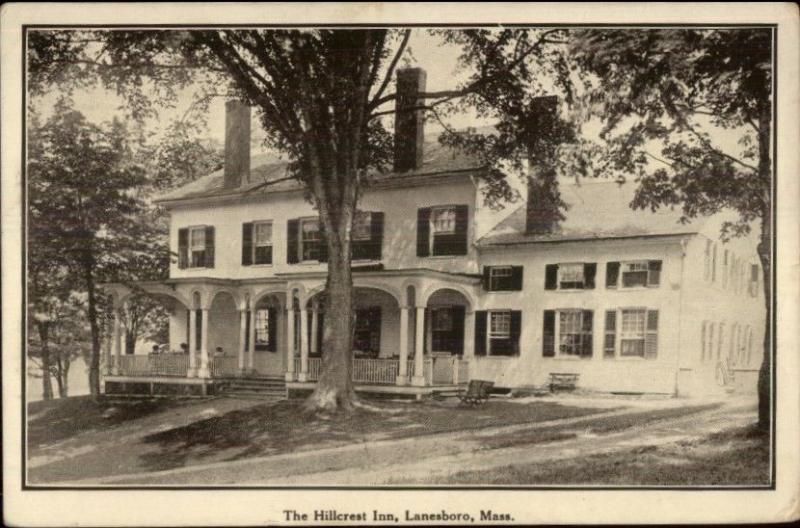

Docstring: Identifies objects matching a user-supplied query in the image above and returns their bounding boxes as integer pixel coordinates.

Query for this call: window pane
[190,227,205,249]
[432,207,456,234]
[558,310,584,356]
[559,263,584,288]
[255,309,269,345]
[621,309,646,333]
[621,339,645,357]
[254,223,272,245]
[432,309,453,331]
[490,312,511,337]
[490,266,513,290]
[352,212,371,240]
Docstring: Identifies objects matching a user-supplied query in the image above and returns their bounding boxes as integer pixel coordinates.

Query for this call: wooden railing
[117,353,189,377]
[352,358,398,384]
[210,356,240,378]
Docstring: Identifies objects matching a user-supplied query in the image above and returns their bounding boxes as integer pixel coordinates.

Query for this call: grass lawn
[27,396,606,482]
[437,424,770,485]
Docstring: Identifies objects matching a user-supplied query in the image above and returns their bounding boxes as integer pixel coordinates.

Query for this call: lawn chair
[459,379,494,406]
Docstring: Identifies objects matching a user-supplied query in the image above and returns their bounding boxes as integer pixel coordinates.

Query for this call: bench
[549,372,580,392]
[459,379,494,406]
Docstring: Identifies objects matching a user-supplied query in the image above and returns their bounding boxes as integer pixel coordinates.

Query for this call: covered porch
[101,270,480,396]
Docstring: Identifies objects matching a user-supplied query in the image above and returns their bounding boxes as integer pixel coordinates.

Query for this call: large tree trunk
[304,205,357,413]
[756,103,772,432]
[59,354,70,398]
[37,323,54,401]
[83,254,102,398]
[125,330,136,355]
[54,353,65,398]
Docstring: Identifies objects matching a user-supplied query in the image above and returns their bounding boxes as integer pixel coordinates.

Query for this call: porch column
[197,308,210,378]
[247,309,256,372]
[298,307,310,381]
[461,310,475,383]
[396,305,410,385]
[412,306,426,386]
[187,309,197,377]
[238,309,247,373]
[310,304,319,354]
[111,308,122,375]
[285,305,296,381]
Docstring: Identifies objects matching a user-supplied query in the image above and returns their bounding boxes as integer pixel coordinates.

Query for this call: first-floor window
[604,307,659,359]
[354,307,381,356]
[557,310,593,358]
[475,310,521,357]
[620,308,647,357]
[254,308,270,349]
[489,311,513,356]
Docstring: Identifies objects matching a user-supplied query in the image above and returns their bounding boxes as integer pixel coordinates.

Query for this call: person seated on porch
[214,346,225,357]
[179,342,189,354]
[150,344,161,355]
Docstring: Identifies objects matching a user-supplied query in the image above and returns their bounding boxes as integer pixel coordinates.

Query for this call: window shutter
[318,222,328,263]
[204,226,215,268]
[543,310,555,357]
[244,310,251,351]
[369,212,384,260]
[178,228,189,269]
[267,308,278,352]
[451,305,466,355]
[482,266,492,290]
[606,261,620,288]
[287,219,299,264]
[242,223,254,266]
[453,204,470,255]
[474,311,487,356]
[604,310,616,359]
[416,207,431,257]
[511,266,524,291]
[648,260,662,286]
[544,264,558,290]
[510,310,522,355]
[645,310,659,359]
[580,310,593,358]
[584,263,597,289]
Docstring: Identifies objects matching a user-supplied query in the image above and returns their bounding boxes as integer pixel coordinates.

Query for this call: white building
[103,68,764,398]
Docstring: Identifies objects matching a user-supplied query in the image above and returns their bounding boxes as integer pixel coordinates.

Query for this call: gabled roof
[477,180,701,246]
[154,138,483,205]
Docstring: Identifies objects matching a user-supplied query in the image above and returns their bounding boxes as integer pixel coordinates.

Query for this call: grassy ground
[433,424,770,485]
[27,396,605,482]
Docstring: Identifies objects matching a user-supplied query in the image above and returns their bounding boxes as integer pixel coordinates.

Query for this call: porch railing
[291,356,441,385]
[117,353,189,377]
[210,356,240,378]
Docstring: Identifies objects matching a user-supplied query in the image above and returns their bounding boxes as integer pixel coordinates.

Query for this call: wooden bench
[549,372,580,392]
[459,380,494,406]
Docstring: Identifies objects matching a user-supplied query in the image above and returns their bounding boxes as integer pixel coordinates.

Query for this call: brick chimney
[525,95,561,234]
[393,67,426,172]
[224,100,251,188]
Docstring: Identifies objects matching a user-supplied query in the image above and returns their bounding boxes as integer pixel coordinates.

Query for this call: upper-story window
[242,221,273,266]
[178,226,215,269]
[300,218,323,262]
[351,211,384,261]
[544,263,597,290]
[417,205,469,257]
[352,211,372,241]
[606,260,661,288]
[483,265,523,291]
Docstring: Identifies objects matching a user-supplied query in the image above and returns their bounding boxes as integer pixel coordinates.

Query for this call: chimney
[393,67,426,172]
[224,100,251,188]
[525,95,562,234]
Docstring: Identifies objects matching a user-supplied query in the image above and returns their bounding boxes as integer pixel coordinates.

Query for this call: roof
[477,180,701,246]
[154,137,483,205]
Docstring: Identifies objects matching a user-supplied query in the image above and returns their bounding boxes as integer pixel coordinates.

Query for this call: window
[300,218,323,262]
[352,211,372,241]
[353,307,381,356]
[476,310,521,356]
[557,310,593,358]
[253,222,273,264]
[749,264,760,297]
[545,263,597,290]
[484,265,523,291]
[417,205,469,257]
[490,311,511,338]
[606,260,661,288]
[431,306,465,354]
[190,227,206,267]
[621,261,649,287]
[432,308,453,332]
[617,308,659,358]
[604,310,616,359]
[254,308,270,348]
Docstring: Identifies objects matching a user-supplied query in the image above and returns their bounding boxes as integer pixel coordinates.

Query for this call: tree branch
[368,29,411,109]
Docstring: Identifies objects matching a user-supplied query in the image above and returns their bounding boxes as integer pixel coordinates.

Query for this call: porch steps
[218,376,287,400]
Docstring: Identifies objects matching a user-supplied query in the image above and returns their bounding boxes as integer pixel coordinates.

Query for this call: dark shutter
[510,310,522,356]
[287,219,299,264]
[474,310,487,356]
[584,263,597,289]
[195,309,202,351]
[318,222,328,262]
[416,207,431,257]
[645,310,659,359]
[451,305,466,355]
[543,310,555,357]
[178,228,189,269]
[204,226,215,268]
[648,260,662,286]
[604,310,616,359]
[511,266,524,291]
[453,204,469,255]
[581,310,593,358]
[267,308,278,352]
[242,222,253,266]
[606,261,620,288]
[244,310,250,351]
[482,267,492,290]
[545,264,558,290]
[369,212,384,260]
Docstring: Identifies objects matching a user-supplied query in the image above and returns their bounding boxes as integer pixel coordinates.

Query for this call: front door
[431,306,465,355]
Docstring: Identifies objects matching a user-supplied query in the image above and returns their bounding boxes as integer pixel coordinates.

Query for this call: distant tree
[27,99,168,397]
[569,28,773,429]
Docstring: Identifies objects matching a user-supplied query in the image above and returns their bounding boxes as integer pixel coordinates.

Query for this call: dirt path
[75,396,755,486]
